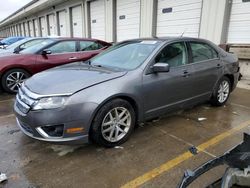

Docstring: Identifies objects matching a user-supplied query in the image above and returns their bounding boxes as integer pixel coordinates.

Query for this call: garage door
[28,21,34,37]
[58,10,67,36]
[24,22,28,36]
[48,14,56,36]
[227,0,250,44]
[90,0,105,40]
[20,23,24,36]
[71,5,84,37]
[16,25,20,36]
[34,19,39,37]
[156,0,202,37]
[39,17,46,37]
[116,0,140,42]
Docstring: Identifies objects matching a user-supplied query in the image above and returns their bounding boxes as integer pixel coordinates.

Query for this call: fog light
[66,127,84,134]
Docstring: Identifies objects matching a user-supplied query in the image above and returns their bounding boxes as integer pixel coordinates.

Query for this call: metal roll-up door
[71,5,84,37]
[28,21,34,37]
[156,0,202,37]
[48,14,56,36]
[58,10,67,36]
[40,17,46,37]
[227,0,250,44]
[20,23,24,36]
[16,25,20,36]
[116,0,140,42]
[34,19,39,37]
[90,0,105,40]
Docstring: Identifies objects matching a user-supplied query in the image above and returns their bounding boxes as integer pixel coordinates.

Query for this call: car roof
[121,36,211,43]
[51,37,105,42]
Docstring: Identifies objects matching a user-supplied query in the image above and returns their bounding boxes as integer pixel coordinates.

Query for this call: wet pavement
[0,88,250,188]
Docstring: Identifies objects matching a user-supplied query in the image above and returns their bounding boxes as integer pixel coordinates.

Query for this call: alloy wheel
[217,80,230,103]
[101,107,131,142]
[6,71,27,92]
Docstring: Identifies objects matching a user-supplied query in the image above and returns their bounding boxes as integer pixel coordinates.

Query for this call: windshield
[1,37,24,45]
[20,39,55,54]
[5,38,30,50]
[91,41,159,70]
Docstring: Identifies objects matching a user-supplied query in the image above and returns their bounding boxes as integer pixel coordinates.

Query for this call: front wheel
[90,99,136,147]
[210,76,231,106]
[1,69,30,94]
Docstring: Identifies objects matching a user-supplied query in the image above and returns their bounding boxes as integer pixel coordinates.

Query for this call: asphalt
[0,87,250,188]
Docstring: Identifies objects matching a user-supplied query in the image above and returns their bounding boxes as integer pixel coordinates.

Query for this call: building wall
[0,0,249,45]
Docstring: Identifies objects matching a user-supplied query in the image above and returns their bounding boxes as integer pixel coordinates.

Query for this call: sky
[0,0,32,21]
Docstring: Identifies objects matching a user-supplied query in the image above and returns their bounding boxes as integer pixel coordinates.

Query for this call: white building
[0,0,250,45]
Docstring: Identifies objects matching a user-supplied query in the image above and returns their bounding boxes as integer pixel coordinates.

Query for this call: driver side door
[35,40,79,72]
[142,42,196,119]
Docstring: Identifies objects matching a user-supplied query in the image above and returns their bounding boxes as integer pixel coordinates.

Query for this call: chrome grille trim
[22,83,72,98]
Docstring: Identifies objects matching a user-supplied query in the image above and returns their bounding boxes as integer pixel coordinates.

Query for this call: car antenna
[180,29,187,37]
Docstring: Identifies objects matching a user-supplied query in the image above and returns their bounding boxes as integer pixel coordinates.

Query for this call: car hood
[25,62,127,96]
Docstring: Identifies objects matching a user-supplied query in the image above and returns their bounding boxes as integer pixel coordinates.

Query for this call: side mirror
[41,49,52,55]
[14,47,20,53]
[152,63,170,73]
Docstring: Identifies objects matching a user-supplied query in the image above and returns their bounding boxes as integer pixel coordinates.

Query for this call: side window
[155,42,187,67]
[47,41,76,54]
[79,41,103,51]
[190,42,218,63]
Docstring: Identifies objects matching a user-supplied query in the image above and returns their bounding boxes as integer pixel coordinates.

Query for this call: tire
[210,76,231,106]
[1,69,30,94]
[90,99,136,147]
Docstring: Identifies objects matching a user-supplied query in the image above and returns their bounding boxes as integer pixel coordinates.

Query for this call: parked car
[14,37,240,147]
[0,38,111,93]
[0,36,26,49]
[0,37,48,56]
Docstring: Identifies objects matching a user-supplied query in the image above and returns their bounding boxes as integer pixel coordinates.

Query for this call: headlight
[32,97,67,110]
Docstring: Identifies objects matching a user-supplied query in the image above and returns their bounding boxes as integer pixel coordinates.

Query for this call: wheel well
[224,74,234,91]
[91,96,139,128]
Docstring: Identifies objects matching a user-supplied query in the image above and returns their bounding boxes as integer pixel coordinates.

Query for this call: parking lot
[0,85,249,188]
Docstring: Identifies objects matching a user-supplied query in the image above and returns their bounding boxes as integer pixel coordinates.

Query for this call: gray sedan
[14,37,240,147]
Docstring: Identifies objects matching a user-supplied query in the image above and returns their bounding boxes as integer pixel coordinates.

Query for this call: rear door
[35,40,79,71]
[142,42,196,119]
[187,41,222,97]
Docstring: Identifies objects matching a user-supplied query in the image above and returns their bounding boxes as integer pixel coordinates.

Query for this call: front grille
[19,121,34,134]
[15,86,37,114]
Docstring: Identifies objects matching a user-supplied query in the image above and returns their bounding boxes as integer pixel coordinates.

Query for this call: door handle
[69,57,78,60]
[182,70,191,77]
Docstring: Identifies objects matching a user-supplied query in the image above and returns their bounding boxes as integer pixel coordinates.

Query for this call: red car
[0,38,111,93]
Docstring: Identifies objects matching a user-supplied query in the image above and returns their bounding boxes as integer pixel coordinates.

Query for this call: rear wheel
[210,76,231,106]
[90,99,136,147]
[1,69,30,93]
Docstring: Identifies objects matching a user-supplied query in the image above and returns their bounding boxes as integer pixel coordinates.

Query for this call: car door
[35,40,79,71]
[142,42,196,119]
[74,41,108,61]
[187,41,223,98]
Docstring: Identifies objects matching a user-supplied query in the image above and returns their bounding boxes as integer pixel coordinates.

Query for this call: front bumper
[16,117,89,145]
[14,93,98,145]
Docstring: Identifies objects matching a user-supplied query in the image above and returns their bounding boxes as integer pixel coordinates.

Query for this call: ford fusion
[14,37,240,147]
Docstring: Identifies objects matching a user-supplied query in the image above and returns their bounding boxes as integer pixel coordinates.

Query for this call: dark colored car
[14,37,240,147]
[0,37,48,56]
[0,38,111,93]
[0,37,26,49]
